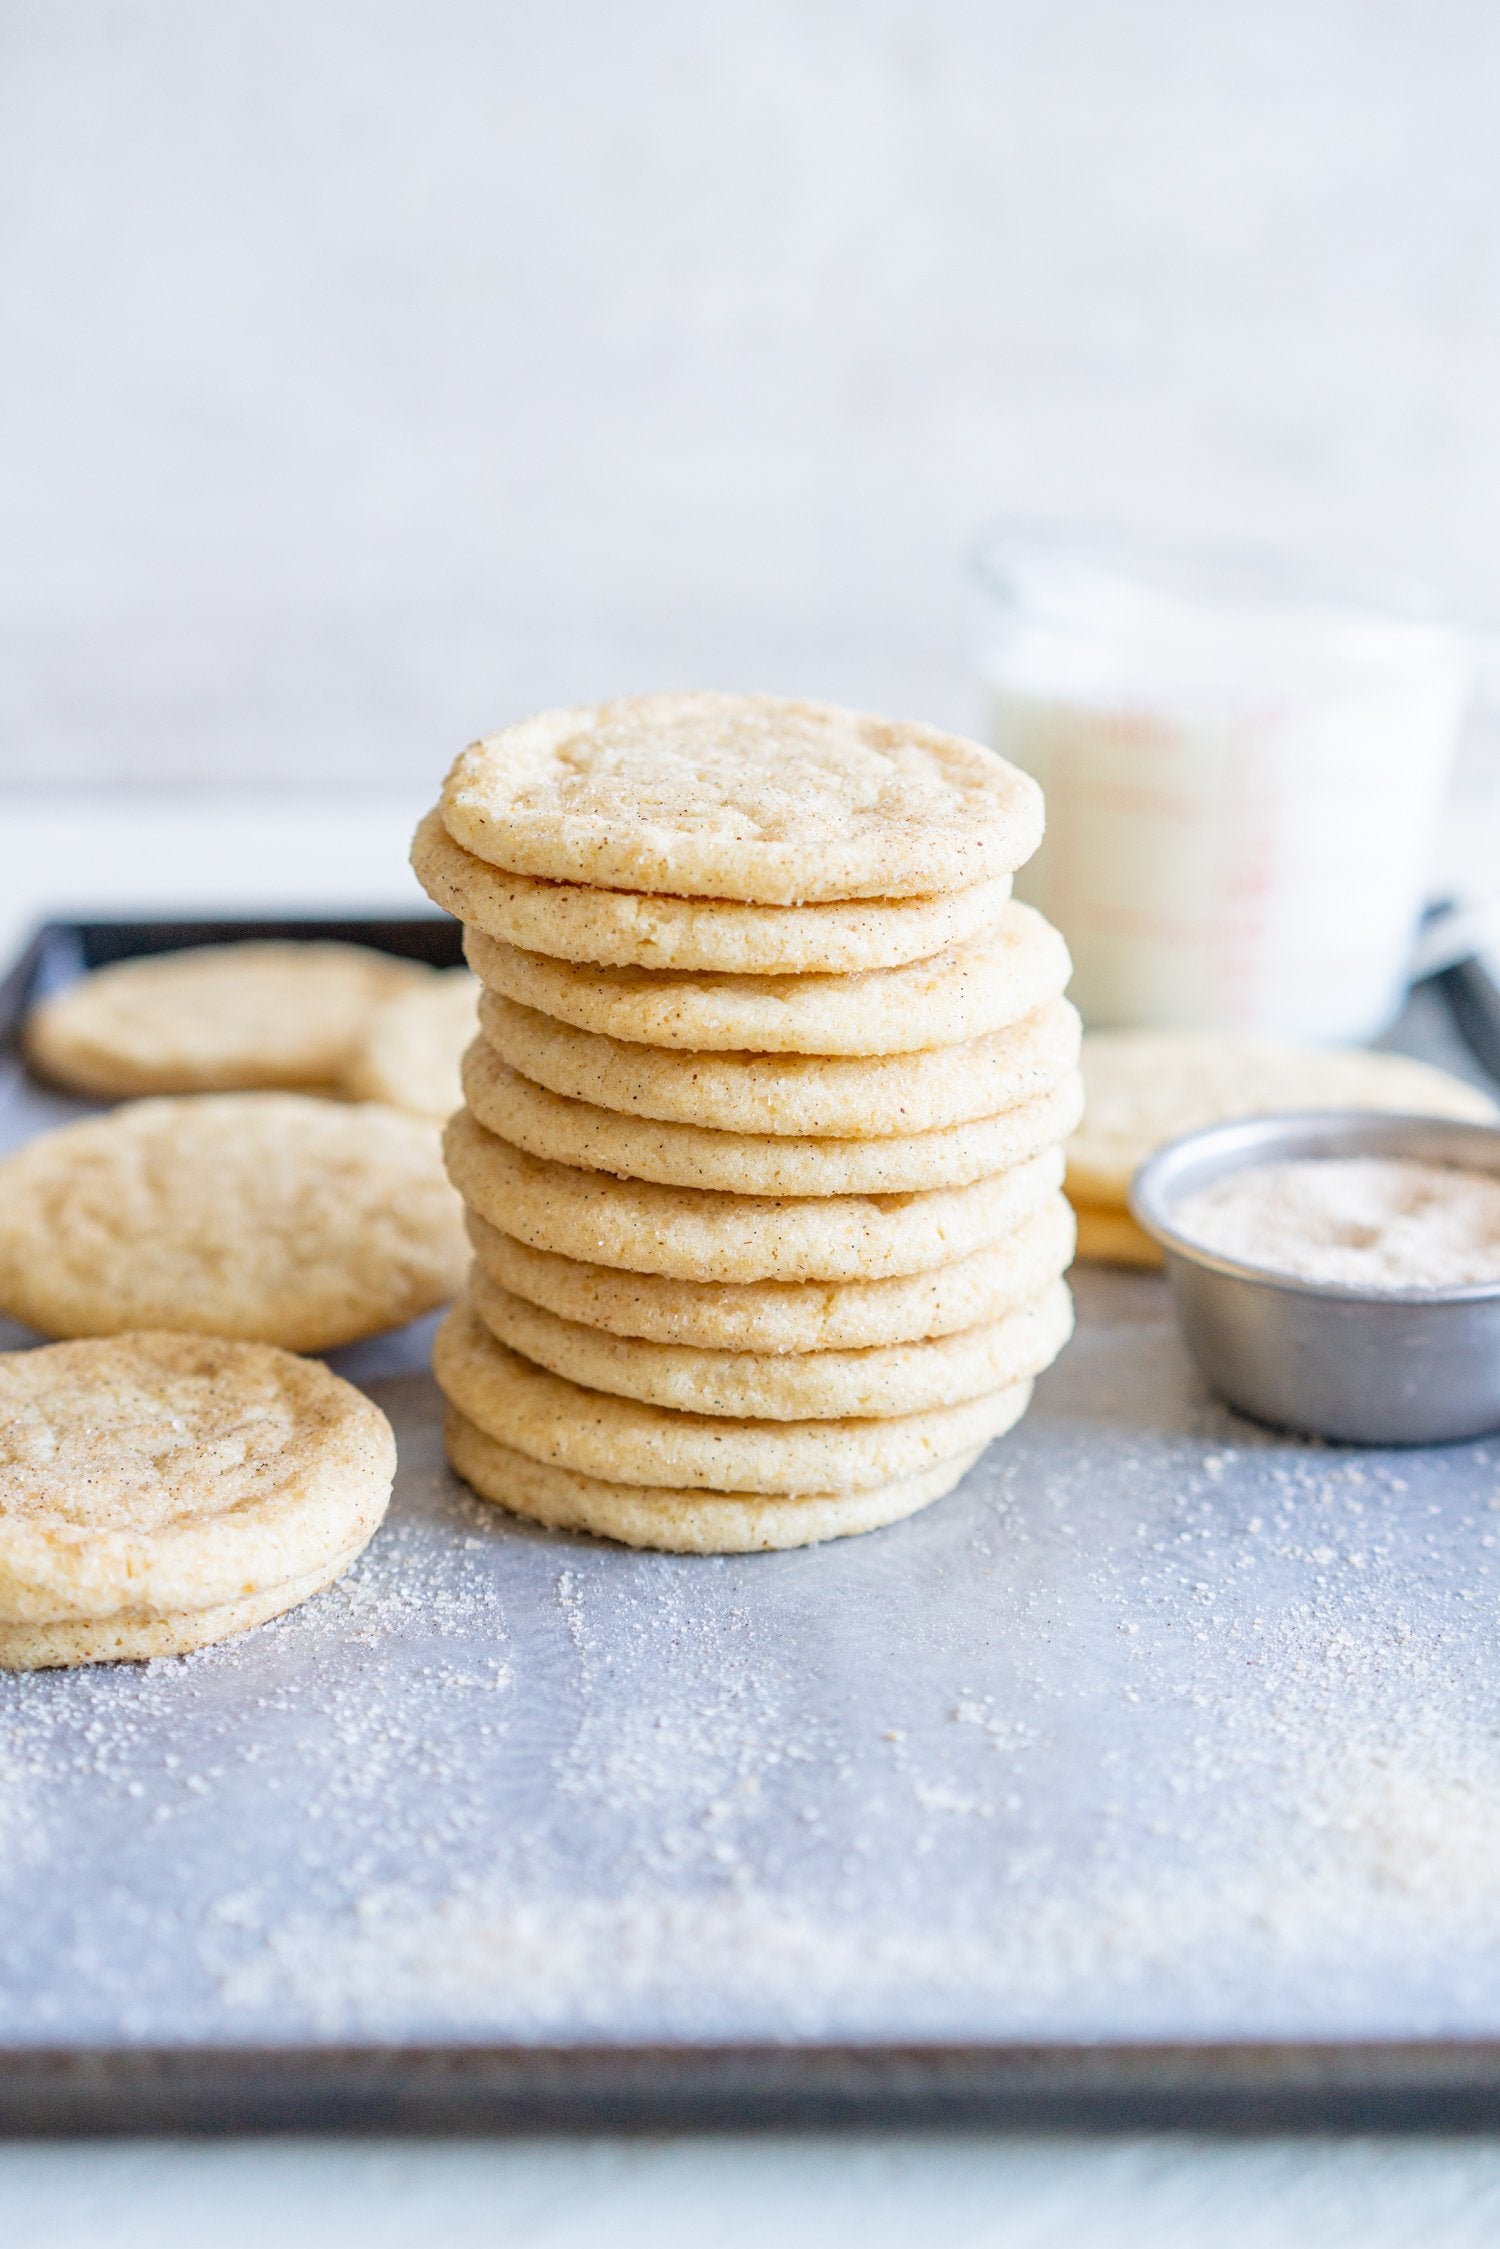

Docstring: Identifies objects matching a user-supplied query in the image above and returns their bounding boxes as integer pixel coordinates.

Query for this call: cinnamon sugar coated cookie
[467,1264,1074,1420]
[1071,1205,1163,1268]
[464,1197,1076,1353]
[343,969,479,1117]
[1069,1032,1495,1210]
[412,806,1013,974]
[0,1332,395,1667]
[460,1040,1082,1198]
[0,1094,467,1350]
[440,693,1043,903]
[476,990,1082,1138]
[443,1409,987,1553]
[1066,1030,1497,1262]
[25,941,431,1098]
[434,1299,1033,1493]
[444,1109,1064,1284]
[464,903,1069,1056]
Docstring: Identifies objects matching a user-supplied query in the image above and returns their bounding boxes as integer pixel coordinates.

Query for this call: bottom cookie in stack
[443,1409,991,1554]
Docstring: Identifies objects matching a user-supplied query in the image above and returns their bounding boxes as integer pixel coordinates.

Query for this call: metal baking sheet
[4,923,1500,2130]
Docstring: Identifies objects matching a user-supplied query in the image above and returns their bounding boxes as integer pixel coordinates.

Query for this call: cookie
[0,1559,363,1667]
[469,1264,1073,1419]
[343,969,479,1117]
[0,1094,468,1350]
[1071,1205,1162,1268]
[464,903,1068,1056]
[440,692,1043,904]
[412,806,1012,974]
[466,1196,1077,1352]
[24,941,432,1099]
[477,990,1082,1138]
[0,1332,395,1667]
[461,1041,1083,1198]
[434,1300,1032,1491]
[1069,1032,1497,1209]
[445,1109,1064,1283]
[444,1407,984,1553]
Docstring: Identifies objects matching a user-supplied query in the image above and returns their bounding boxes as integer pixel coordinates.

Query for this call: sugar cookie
[25,941,431,1098]
[464,903,1068,1056]
[444,1407,984,1552]
[469,1264,1073,1419]
[445,1109,1063,1284]
[412,806,1012,973]
[461,1040,1082,1197]
[0,1094,467,1350]
[434,1300,1031,1491]
[465,1196,1076,1352]
[0,1332,394,1667]
[343,969,478,1117]
[1069,1032,1496,1210]
[440,693,1043,904]
[477,991,1082,1138]
[1071,1205,1163,1268]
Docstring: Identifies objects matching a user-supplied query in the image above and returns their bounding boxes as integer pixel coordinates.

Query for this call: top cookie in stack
[413,692,1082,1553]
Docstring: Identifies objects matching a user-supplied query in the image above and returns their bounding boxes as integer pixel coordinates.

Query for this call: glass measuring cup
[972,528,1475,1040]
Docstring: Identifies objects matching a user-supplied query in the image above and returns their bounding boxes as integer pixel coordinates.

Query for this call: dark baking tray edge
[0,916,465,1051]
[6,2039,1500,2135]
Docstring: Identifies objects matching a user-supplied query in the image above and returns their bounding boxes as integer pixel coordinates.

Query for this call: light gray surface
[4,1049,1500,2052]
[16,2132,1500,2249]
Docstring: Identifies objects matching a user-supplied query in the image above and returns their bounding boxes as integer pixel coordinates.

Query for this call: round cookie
[444,1408,985,1553]
[0,1556,364,1668]
[477,991,1082,1138]
[469,1265,1073,1420]
[466,1197,1077,1352]
[412,806,1013,974]
[440,692,1044,904]
[434,1301,1032,1492]
[0,1094,468,1351]
[462,1041,1083,1198]
[1069,1032,1497,1209]
[464,903,1069,1056]
[25,941,432,1099]
[1071,1205,1163,1268]
[445,1109,1064,1284]
[343,969,479,1117]
[0,1332,395,1667]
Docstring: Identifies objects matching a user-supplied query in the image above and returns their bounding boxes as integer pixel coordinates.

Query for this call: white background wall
[3,0,1500,792]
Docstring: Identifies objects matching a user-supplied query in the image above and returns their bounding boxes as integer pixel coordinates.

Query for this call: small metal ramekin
[1129,1110,1500,1445]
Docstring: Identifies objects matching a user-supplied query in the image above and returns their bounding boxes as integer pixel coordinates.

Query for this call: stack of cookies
[413,693,1083,1552]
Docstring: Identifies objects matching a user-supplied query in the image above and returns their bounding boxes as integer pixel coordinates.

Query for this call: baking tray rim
[0,913,465,1051]
[8,2036,1500,2135]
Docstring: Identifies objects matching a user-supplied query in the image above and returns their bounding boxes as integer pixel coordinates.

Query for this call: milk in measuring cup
[979,560,1470,1040]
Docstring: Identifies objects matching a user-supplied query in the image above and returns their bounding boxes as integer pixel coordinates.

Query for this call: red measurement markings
[1215,731,1282,1019]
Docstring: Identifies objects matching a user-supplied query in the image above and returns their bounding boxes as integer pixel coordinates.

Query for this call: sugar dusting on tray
[1172,1157,1500,1290]
[7,1280,1500,2052]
